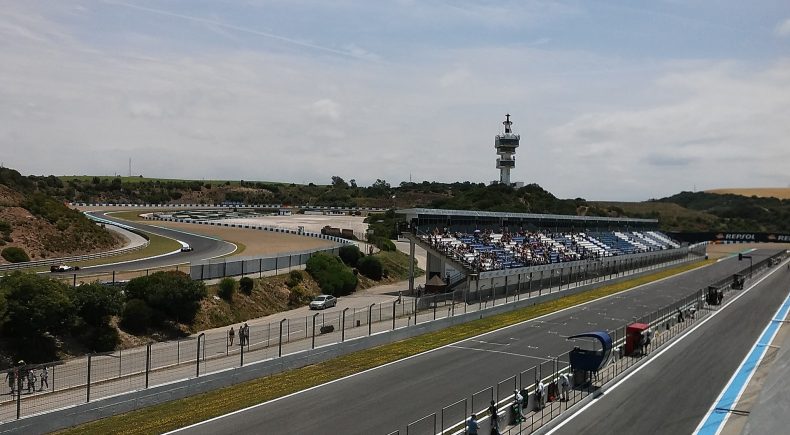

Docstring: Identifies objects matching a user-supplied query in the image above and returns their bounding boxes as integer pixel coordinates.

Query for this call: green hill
[0,168,122,263]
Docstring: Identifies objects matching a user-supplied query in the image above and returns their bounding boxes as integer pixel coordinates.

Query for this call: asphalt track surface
[74,211,237,275]
[549,256,790,435]
[172,249,784,435]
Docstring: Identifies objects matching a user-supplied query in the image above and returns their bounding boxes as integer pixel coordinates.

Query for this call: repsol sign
[669,232,790,243]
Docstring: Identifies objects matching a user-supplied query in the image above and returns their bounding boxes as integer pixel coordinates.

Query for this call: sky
[1,1,789,201]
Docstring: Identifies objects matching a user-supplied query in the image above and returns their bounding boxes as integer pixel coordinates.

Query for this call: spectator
[228,326,235,346]
[466,414,479,435]
[39,366,49,391]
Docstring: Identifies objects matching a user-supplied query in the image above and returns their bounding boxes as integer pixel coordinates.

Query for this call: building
[495,114,520,186]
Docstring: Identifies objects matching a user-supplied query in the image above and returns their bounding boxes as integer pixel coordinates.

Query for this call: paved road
[548,256,790,435]
[72,211,237,275]
[173,249,784,435]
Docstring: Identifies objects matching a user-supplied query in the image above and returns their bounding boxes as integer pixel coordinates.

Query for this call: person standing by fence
[39,366,49,391]
[228,326,235,346]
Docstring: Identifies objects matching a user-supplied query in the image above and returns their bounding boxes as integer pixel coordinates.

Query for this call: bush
[338,245,364,267]
[288,284,312,307]
[286,270,303,288]
[88,324,120,352]
[68,283,124,326]
[239,277,254,295]
[125,271,207,324]
[0,272,73,338]
[305,253,357,296]
[1,247,30,263]
[357,256,383,280]
[218,278,237,300]
[120,299,152,334]
[369,236,396,252]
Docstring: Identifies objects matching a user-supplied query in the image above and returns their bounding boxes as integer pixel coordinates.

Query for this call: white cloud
[310,99,342,122]
[0,2,788,201]
[775,18,790,37]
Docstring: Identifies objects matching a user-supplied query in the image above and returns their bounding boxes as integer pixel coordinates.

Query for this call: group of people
[422,228,604,273]
[5,361,49,395]
[228,323,250,347]
[465,375,573,433]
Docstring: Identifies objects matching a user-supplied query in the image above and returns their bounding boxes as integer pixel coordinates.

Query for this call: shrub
[218,278,237,300]
[125,271,207,324]
[338,245,364,267]
[305,253,357,296]
[68,283,124,326]
[357,256,383,280]
[0,272,73,338]
[239,277,254,295]
[88,324,120,352]
[369,236,396,252]
[286,270,303,288]
[288,284,312,307]
[120,299,152,334]
[1,247,30,263]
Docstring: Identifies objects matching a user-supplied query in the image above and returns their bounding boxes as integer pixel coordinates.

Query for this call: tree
[357,256,383,280]
[120,299,153,334]
[338,244,364,267]
[125,271,207,324]
[218,278,236,300]
[1,247,30,263]
[68,283,124,326]
[0,272,73,338]
[305,253,357,296]
[349,179,357,188]
[331,176,349,189]
[239,277,254,295]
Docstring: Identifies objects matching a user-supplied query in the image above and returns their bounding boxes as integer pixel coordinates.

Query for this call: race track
[168,249,784,435]
[76,211,237,275]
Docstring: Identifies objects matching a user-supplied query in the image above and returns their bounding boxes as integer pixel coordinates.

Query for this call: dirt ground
[705,242,789,259]
[142,220,336,257]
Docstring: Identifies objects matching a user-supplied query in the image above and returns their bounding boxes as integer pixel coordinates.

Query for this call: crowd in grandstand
[419,227,679,272]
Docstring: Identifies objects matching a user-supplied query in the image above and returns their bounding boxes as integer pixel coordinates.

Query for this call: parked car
[309,294,337,310]
[50,264,80,273]
[180,244,193,252]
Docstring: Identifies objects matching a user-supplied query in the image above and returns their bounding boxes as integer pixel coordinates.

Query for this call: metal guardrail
[0,217,151,273]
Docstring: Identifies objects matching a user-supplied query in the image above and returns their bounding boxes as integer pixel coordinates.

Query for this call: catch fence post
[145,343,151,388]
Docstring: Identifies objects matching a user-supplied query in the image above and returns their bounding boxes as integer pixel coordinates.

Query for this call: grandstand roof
[396,208,657,224]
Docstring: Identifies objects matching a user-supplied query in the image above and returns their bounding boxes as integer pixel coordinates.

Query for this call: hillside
[0,168,123,263]
[705,187,790,200]
[6,173,780,235]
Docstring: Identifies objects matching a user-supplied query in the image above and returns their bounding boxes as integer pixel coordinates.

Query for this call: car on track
[309,294,337,310]
[180,244,193,252]
[50,264,80,273]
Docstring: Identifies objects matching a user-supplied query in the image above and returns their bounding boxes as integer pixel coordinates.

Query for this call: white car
[180,244,193,252]
[50,264,80,273]
[309,295,337,310]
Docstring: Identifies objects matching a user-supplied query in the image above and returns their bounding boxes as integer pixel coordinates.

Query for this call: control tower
[495,114,520,185]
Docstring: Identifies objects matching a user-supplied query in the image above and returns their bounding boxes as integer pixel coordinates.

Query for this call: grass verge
[58,258,712,435]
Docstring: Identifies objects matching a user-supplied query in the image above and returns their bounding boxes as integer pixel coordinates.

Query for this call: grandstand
[396,208,689,296]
